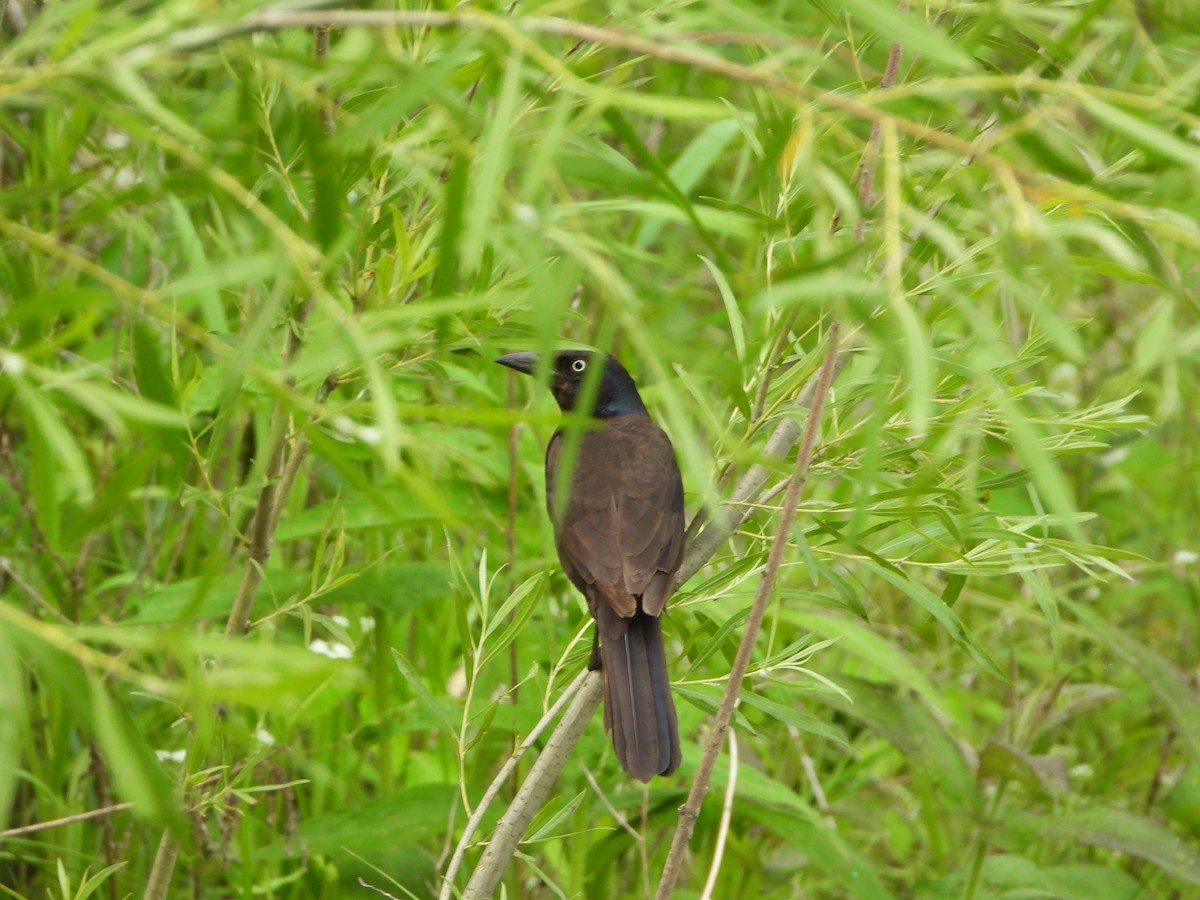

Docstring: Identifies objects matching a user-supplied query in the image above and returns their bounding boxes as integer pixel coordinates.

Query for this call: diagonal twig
[655,327,841,898]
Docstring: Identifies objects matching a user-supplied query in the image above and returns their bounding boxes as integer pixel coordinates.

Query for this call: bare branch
[460,672,604,899]
[0,802,134,839]
[438,669,589,900]
[656,327,841,899]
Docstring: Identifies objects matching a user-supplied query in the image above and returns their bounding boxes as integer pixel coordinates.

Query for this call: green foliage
[1,0,1198,897]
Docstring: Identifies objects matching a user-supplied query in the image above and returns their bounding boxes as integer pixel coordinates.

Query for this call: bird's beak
[495,351,538,376]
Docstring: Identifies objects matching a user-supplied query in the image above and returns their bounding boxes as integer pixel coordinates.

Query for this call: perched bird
[496,350,683,781]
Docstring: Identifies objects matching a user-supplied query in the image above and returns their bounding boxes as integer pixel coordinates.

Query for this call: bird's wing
[547,416,684,619]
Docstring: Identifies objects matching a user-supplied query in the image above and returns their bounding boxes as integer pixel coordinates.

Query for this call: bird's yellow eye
[571,358,587,373]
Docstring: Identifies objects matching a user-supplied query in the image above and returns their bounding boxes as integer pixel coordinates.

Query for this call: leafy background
[1,0,1199,897]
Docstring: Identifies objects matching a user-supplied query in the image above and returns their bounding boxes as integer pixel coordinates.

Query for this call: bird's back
[546,415,684,618]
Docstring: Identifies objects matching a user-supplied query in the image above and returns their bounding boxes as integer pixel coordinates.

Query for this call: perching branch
[438,669,589,900]
[450,336,848,898]
[461,672,604,900]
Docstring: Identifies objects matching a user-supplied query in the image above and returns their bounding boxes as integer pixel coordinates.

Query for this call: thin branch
[852,25,906,242]
[0,802,134,838]
[698,727,737,900]
[313,24,335,134]
[505,374,521,696]
[438,669,588,899]
[655,327,841,899]
[145,310,321,900]
[267,374,337,539]
[142,832,180,900]
[226,307,315,636]
[2,0,28,35]
[460,672,604,899]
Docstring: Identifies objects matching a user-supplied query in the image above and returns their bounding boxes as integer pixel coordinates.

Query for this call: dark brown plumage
[497,350,683,781]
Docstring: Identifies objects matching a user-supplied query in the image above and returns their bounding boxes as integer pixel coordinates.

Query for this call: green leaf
[392,650,458,739]
[1068,599,1200,757]
[858,558,1005,680]
[13,372,94,504]
[978,741,1069,797]
[165,196,228,331]
[737,691,850,749]
[132,322,175,407]
[1133,297,1175,374]
[816,676,979,813]
[635,118,740,248]
[0,622,24,831]
[1015,807,1200,886]
[51,376,186,430]
[699,256,746,364]
[603,106,730,269]
[1079,95,1200,168]
[479,570,549,670]
[463,51,524,272]
[781,608,943,707]
[432,150,469,296]
[88,676,182,828]
[526,790,587,842]
[826,0,978,72]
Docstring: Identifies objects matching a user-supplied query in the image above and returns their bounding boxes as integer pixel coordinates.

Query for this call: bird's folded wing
[547,417,684,619]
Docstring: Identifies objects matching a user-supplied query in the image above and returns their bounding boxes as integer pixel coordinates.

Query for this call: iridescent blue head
[495,350,648,418]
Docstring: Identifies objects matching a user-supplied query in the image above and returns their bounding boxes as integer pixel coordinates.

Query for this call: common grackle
[497,350,683,781]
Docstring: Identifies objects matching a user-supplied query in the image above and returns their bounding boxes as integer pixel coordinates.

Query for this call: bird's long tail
[595,605,681,781]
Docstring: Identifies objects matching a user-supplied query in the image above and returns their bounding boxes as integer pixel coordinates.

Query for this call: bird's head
[495,350,648,418]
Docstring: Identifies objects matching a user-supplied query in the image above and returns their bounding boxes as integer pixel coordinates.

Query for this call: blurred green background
[1,0,1198,897]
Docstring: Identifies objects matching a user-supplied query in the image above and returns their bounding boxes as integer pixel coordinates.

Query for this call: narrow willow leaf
[50,376,186,430]
[88,676,181,827]
[432,151,469,297]
[781,609,943,707]
[479,575,547,671]
[1015,807,1200,886]
[636,118,740,249]
[737,691,850,749]
[859,558,1005,680]
[463,51,524,272]
[1068,600,1200,756]
[602,107,730,269]
[526,790,587,843]
[166,196,228,331]
[13,373,94,503]
[827,0,978,72]
[392,650,457,739]
[0,624,24,830]
[68,862,128,900]
[481,571,548,646]
[699,255,746,364]
[1079,95,1200,168]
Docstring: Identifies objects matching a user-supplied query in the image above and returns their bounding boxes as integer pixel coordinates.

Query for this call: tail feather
[597,606,681,781]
